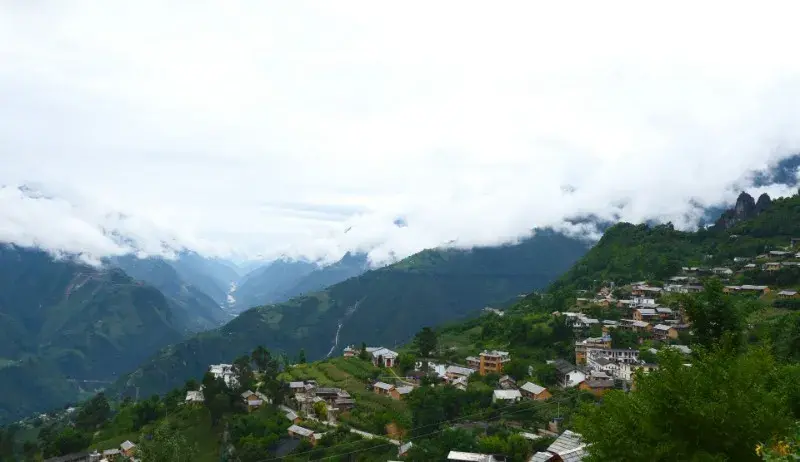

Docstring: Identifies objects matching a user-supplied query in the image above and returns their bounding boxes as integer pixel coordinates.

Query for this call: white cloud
[2,1,800,264]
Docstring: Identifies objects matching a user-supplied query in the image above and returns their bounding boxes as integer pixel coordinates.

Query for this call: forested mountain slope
[0,246,186,423]
[112,255,230,332]
[115,229,589,397]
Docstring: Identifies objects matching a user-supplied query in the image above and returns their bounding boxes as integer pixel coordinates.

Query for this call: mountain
[231,253,370,312]
[167,251,240,304]
[113,229,590,398]
[231,259,318,311]
[549,190,800,294]
[112,255,231,332]
[0,246,186,423]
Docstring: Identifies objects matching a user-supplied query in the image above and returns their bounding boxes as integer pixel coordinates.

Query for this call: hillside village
[35,236,800,461]
[11,193,800,461]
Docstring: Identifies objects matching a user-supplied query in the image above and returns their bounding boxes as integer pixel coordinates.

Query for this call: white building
[209,364,239,388]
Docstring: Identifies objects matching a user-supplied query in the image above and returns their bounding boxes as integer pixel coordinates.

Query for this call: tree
[313,401,328,421]
[251,345,278,378]
[415,327,438,358]
[50,427,91,457]
[505,434,532,462]
[137,421,198,462]
[298,349,307,364]
[397,352,417,375]
[681,278,742,350]
[132,395,163,430]
[233,355,255,391]
[503,359,530,381]
[531,363,558,387]
[75,392,111,431]
[575,348,795,461]
[359,342,369,360]
[207,393,232,426]
[612,330,639,349]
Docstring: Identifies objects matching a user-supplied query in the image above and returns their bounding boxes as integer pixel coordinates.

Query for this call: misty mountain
[112,255,231,332]
[231,253,371,312]
[114,229,590,397]
[167,251,240,304]
[0,246,186,423]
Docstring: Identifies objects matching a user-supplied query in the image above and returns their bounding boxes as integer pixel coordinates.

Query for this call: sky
[2,2,800,265]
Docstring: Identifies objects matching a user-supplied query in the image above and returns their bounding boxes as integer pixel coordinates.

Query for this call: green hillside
[550,192,800,294]
[0,246,185,424]
[114,229,589,398]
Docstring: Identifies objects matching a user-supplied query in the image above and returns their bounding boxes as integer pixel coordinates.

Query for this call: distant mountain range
[113,229,590,398]
[230,252,370,312]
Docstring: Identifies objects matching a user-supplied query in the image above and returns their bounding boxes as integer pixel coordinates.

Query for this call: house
[731,284,774,293]
[445,365,476,381]
[120,440,136,457]
[778,290,799,298]
[551,359,586,388]
[185,390,204,404]
[447,451,506,462]
[343,345,357,358]
[590,347,639,363]
[529,430,587,462]
[520,382,551,400]
[764,262,782,272]
[770,250,792,259]
[684,284,704,293]
[655,307,674,319]
[574,335,612,364]
[241,390,269,409]
[498,375,517,390]
[102,449,120,459]
[288,424,317,444]
[369,347,399,367]
[390,385,414,400]
[492,389,522,403]
[289,381,306,394]
[653,324,678,340]
[373,381,395,396]
[466,356,481,370]
[283,408,301,424]
[452,376,469,391]
[44,452,93,462]
[711,267,734,276]
[744,263,757,270]
[476,350,511,375]
[334,397,356,411]
[620,319,651,332]
[209,364,238,388]
[633,308,657,321]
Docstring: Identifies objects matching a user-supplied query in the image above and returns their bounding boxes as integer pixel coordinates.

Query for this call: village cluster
[168,250,800,462]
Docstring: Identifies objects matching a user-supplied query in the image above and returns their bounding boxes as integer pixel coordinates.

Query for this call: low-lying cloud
[2,2,800,265]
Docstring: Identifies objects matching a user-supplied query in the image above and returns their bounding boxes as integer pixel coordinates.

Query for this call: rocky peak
[755,193,772,213]
[714,191,771,230]
[733,192,756,217]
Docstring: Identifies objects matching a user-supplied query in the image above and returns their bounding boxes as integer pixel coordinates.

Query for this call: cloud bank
[2,2,800,265]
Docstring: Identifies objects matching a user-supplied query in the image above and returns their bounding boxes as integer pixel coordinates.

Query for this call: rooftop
[520,382,547,395]
[288,424,315,437]
[492,389,522,400]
